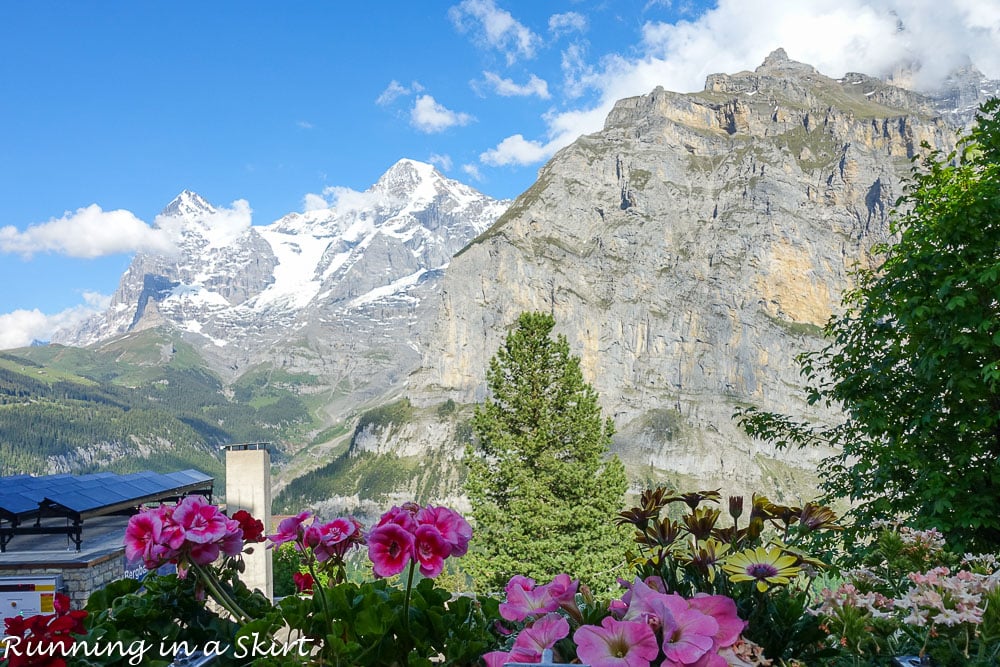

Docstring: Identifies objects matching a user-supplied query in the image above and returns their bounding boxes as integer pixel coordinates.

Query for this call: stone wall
[0,548,125,609]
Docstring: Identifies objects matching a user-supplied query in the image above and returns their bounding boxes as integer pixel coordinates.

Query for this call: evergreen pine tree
[464,312,627,591]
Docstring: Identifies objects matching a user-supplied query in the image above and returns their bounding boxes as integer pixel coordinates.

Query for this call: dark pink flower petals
[414,524,452,577]
[415,505,472,556]
[368,523,415,578]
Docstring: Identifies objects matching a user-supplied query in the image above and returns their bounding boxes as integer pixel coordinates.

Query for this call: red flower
[2,594,87,667]
[293,572,314,593]
[232,509,265,542]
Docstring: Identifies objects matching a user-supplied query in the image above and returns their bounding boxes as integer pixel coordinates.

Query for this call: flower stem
[191,562,250,624]
[402,560,416,665]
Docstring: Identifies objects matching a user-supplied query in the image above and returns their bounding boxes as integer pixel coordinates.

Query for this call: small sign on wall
[122,554,175,582]
[0,576,62,619]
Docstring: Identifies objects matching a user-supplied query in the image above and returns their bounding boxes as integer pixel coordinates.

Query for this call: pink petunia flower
[623,578,744,666]
[546,573,580,611]
[414,524,452,577]
[482,651,512,667]
[510,613,570,663]
[500,574,576,622]
[575,616,660,667]
[687,594,746,650]
[367,522,415,577]
[659,602,718,666]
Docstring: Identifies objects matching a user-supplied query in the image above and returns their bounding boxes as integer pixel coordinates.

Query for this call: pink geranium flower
[368,522,415,577]
[510,613,570,662]
[188,540,222,566]
[269,511,312,547]
[124,511,162,563]
[312,517,364,563]
[575,616,659,667]
[172,495,230,544]
[414,524,452,577]
[377,505,418,533]
[219,518,244,558]
[416,505,472,556]
[156,504,186,550]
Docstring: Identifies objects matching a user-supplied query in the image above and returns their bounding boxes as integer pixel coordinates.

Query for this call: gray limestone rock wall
[410,53,959,500]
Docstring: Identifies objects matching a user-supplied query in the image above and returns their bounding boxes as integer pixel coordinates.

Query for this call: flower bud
[728,496,744,520]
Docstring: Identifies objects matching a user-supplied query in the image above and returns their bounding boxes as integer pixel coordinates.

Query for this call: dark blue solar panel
[0,493,42,516]
[1,469,213,517]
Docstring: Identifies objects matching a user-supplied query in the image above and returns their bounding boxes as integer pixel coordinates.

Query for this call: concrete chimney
[224,443,273,600]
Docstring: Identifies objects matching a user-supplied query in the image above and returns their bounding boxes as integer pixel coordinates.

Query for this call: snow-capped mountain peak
[160,190,216,218]
[55,162,510,364]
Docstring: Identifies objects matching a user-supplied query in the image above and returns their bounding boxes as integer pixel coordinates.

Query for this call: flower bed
[1,490,997,666]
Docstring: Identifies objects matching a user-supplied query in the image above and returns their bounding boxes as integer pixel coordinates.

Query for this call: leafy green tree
[738,100,1000,552]
[464,312,628,591]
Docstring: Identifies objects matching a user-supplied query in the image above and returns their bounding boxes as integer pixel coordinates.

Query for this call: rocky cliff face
[410,50,963,499]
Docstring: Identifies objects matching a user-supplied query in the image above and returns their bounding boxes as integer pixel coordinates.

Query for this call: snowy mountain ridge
[56,160,510,391]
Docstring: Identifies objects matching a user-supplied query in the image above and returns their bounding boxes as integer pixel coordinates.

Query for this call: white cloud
[410,95,474,133]
[483,0,1000,169]
[560,42,598,99]
[429,153,454,171]
[480,134,555,166]
[462,163,483,181]
[549,12,587,37]
[0,205,176,259]
[376,79,425,106]
[302,193,329,212]
[153,200,252,251]
[0,293,110,350]
[302,184,402,214]
[482,71,550,98]
[449,0,542,64]
[296,120,314,129]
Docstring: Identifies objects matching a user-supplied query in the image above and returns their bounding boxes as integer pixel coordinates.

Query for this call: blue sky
[1,0,998,348]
